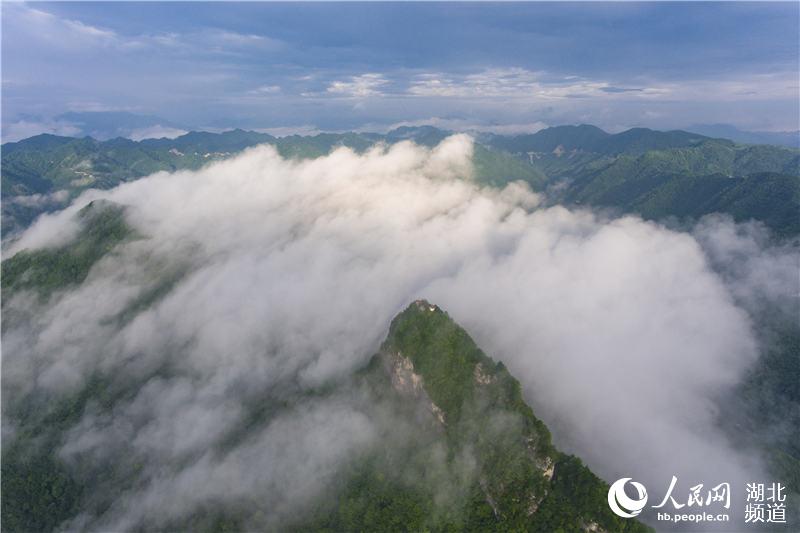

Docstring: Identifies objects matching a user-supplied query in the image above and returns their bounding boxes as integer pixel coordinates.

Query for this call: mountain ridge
[0,123,752,151]
[296,299,651,532]
[3,124,798,238]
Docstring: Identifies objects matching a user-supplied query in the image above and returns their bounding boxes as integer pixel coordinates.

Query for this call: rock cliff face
[386,349,447,425]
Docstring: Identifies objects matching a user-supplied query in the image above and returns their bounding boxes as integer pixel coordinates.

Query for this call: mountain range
[688,124,800,149]
[3,124,799,239]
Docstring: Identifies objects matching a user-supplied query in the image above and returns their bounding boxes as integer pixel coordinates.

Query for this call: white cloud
[2,119,82,142]
[647,72,799,102]
[17,4,118,48]
[127,125,189,141]
[405,68,682,102]
[247,84,282,95]
[326,73,389,98]
[62,16,117,41]
[4,4,281,58]
[214,30,273,47]
[6,190,70,208]
[5,136,783,529]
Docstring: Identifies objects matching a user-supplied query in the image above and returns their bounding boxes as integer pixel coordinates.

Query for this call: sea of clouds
[3,135,796,530]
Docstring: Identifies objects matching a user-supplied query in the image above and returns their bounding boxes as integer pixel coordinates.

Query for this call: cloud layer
[4,136,788,529]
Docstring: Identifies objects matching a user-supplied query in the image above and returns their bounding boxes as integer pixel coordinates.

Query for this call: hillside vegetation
[3,125,798,237]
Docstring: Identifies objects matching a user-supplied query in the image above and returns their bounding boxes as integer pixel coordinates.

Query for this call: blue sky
[2,2,798,140]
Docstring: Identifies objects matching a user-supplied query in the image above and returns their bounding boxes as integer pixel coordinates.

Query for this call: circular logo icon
[608,477,648,518]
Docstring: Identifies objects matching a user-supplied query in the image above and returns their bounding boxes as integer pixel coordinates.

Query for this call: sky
[2,1,799,140]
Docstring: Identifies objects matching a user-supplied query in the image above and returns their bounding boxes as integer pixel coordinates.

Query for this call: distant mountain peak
[688,123,800,148]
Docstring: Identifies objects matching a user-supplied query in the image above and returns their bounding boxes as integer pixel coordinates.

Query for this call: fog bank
[4,135,788,529]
